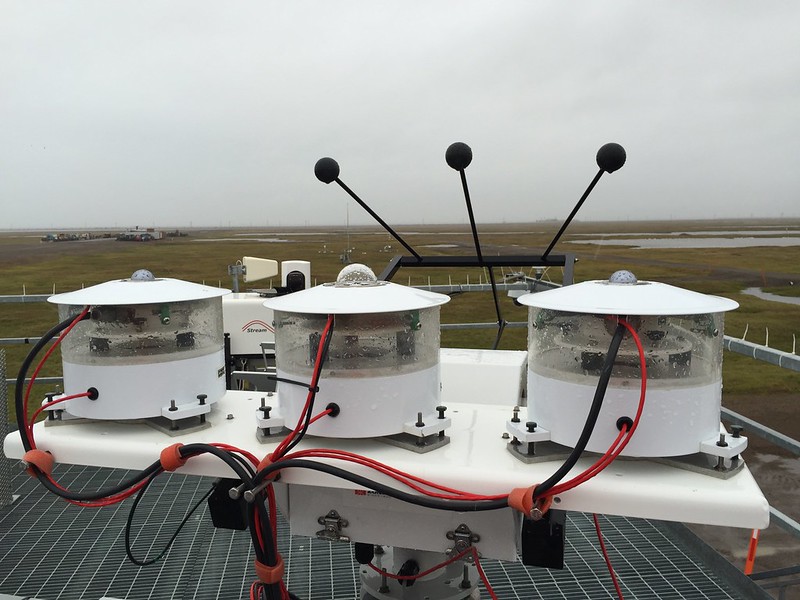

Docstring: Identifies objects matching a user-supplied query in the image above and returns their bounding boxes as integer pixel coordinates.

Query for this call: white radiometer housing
[263,264,450,438]
[516,271,738,457]
[242,256,279,283]
[48,270,230,421]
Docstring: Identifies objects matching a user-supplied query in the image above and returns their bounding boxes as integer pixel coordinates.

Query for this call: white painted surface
[49,278,229,306]
[4,389,769,529]
[517,280,738,315]
[222,293,275,355]
[277,364,440,438]
[263,280,449,314]
[61,350,226,419]
[529,374,721,456]
[439,348,526,406]
[280,260,311,288]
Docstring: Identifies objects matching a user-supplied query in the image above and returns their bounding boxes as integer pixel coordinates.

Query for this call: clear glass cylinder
[273,308,441,378]
[527,309,724,388]
[57,298,224,366]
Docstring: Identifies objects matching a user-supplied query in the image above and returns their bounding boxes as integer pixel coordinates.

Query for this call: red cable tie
[22,449,55,478]
[257,453,280,481]
[254,555,284,584]
[159,443,187,472]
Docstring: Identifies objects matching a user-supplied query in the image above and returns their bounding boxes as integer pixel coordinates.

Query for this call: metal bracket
[316,509,350,543]
[445,523,480,559]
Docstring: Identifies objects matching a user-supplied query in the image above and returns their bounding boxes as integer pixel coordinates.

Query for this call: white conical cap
[263,264,450,314]
[517,271,737,315]
[49,270,229,306]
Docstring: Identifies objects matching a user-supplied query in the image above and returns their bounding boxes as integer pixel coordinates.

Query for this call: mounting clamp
[316,509,350,543]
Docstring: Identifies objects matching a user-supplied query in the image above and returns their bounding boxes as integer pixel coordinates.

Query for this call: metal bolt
[511,406,520,423]
[416,412,425,428]
[227,413,234,420]
[714,456,726,471]
[526,421,537,433]
[267,391,274,397]
[460,564,471,589]
[530,507,544,521]
[229,482,247,500]
[511,436,521,446]
[169,399,178,412]
[717,433,728,447]
[243,481,272,503]
[436,405,447,419]
[731,425,744,438]
[197,394,207,405]
[527,441,536,456]
[260,405,272,419]
[501,432,510,440]
[379,568,389,593]
[374,545,385,555]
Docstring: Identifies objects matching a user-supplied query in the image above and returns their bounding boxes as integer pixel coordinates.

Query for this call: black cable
[253,459,508,512]
[281,317,335,455]
[125,476,215,566]
[246,496,283,600]
[179,444,255,483]
[35,462,164,502]
[15,310,90,453]
[533,322,626,499]
[229,451,257,478]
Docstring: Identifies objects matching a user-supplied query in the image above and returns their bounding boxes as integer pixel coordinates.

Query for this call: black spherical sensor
[596,143,626,173]
[314,157,340,184]
[445,142,473,171]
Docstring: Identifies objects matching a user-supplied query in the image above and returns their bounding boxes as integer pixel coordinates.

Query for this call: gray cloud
[2,0,799,228]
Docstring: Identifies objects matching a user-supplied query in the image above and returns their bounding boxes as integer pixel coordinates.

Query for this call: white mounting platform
[4,395,769,531]
[4,347,769,546]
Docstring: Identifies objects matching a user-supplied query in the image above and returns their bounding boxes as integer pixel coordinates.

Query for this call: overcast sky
[2,1,799,229]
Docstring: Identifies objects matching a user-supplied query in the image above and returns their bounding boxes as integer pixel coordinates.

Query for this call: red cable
[23,306,90,449]
[593,513,624,600]
[27,391,91,439]
[366,546,497,599]
[211,443,260,468]
[307,408,332,425]
[541,317,648,499]
[282,448,506,501]
[273,314,334,459]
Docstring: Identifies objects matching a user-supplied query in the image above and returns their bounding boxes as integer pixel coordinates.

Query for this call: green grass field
[3,219,800,423]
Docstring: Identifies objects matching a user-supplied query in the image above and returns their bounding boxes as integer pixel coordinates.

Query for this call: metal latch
[446,523,480,558]
[316,509,350,543]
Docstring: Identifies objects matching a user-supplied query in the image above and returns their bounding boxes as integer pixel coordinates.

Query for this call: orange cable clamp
[254,555,285,584]
[508,484,552,518]
[159,443,188,472]
[22,449,55,478]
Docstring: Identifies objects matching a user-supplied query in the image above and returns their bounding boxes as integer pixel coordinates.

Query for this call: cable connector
[508,484,552,521]
[21,449,55,478]
[160,443,188,472]
[254,555,284,584]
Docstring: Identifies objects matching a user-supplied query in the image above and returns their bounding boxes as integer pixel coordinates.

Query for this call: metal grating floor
[0,461,768,600]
